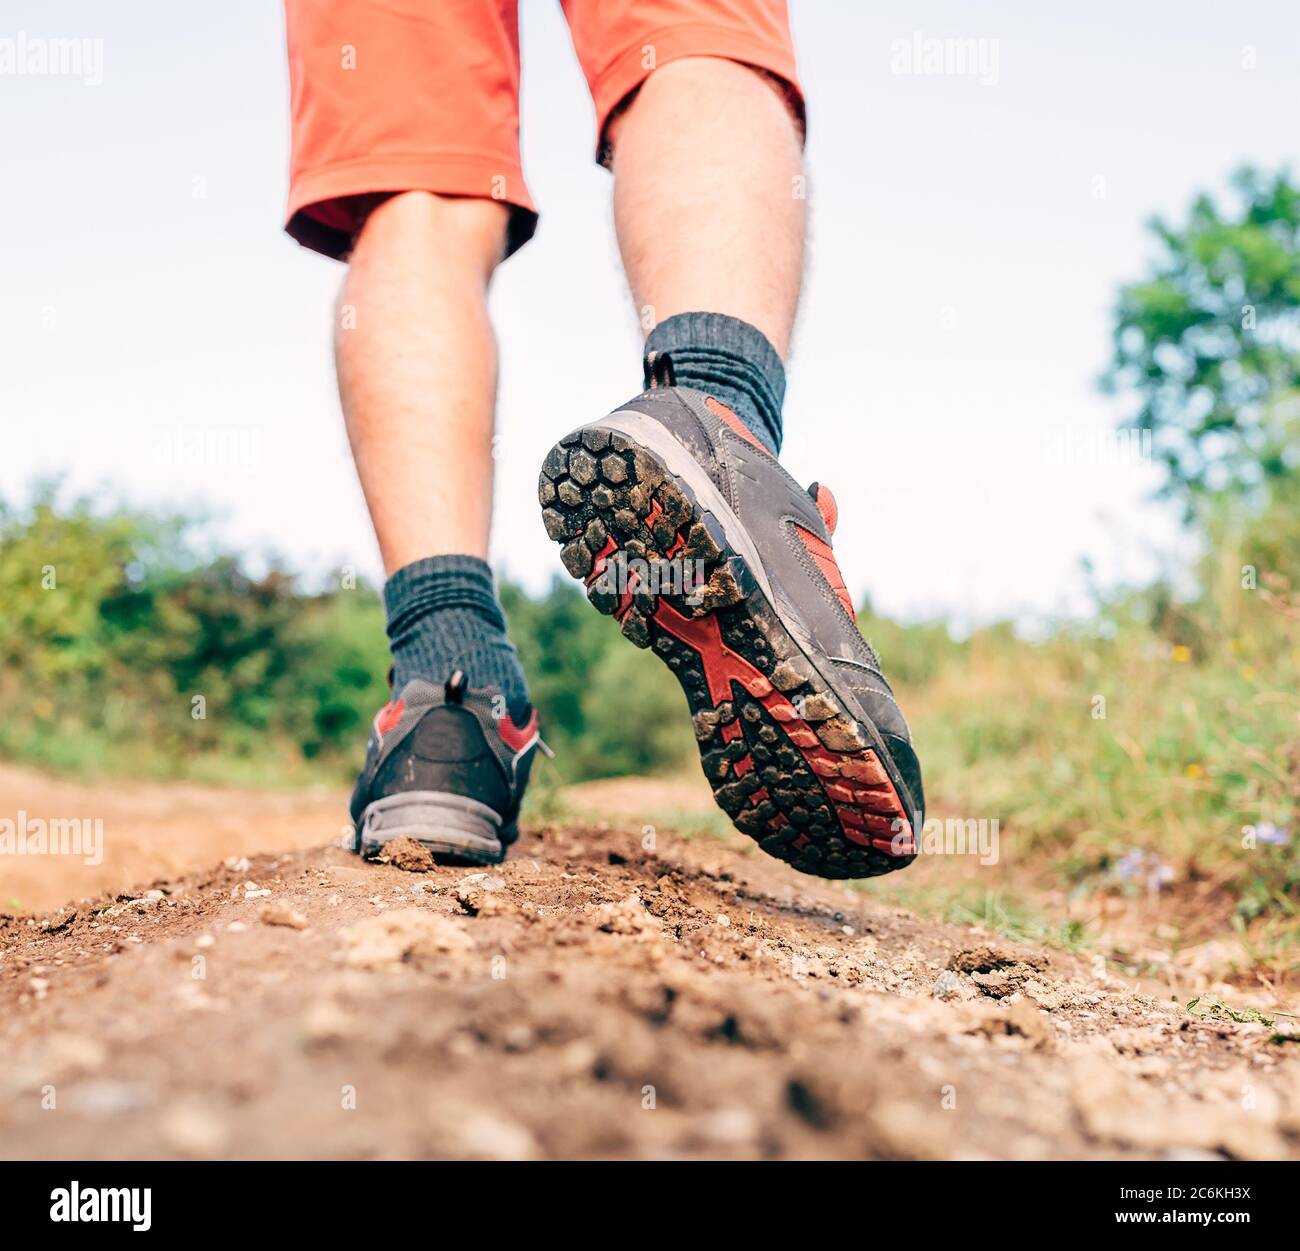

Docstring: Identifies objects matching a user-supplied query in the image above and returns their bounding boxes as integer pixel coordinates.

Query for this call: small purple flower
[1257,822,1292,846]
[1114,849,1174,892]
[1115,849,1144,881]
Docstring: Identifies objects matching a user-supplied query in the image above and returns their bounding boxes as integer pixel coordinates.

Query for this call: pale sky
[3,1,1297,629]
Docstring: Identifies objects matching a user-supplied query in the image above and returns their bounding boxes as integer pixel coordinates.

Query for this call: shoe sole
[354,791,506,867]
[538,420,917,880]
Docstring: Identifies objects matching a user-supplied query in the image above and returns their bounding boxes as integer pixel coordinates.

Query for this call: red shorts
[284,0,804,261]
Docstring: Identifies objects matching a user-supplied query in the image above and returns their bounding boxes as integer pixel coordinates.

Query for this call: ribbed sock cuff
[383,555,528,710]
[384,554,505,649]
[645,312,787,454]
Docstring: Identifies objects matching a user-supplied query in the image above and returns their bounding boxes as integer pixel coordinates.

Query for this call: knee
[606,56,800,153]
[350,191,512,281]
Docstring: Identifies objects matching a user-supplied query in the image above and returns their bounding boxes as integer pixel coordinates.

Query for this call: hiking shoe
[349,671,540,865]
[536,363,924,879]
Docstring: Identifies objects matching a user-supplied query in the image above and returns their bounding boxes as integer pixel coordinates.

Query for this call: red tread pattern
[540,425,917,877]
[652,599,912,854]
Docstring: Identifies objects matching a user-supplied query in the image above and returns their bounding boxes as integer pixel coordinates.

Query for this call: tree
[1104,167,1300,510]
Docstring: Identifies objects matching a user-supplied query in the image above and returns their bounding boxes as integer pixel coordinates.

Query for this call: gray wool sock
[383,555,528,712]
[644,312,787,454]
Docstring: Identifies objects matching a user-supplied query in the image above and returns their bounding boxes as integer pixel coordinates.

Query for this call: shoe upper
[610,383,926,826]
[349,672,540,838]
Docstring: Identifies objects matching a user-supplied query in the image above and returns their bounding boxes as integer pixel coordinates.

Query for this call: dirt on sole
[3,815,1299,1160]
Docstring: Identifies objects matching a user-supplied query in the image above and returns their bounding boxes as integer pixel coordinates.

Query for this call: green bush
[501,577,695,780]
[0,487,389,784]
[0,488,696,785]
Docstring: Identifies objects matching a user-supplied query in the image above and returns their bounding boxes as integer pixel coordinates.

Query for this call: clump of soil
[371,837,436,873]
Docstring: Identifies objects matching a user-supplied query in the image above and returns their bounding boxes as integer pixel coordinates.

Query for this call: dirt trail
[0,762,342,914]
[3,772,1300,1161]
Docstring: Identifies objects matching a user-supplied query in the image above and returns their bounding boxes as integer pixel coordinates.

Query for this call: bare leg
[335,191,509,574]
[607,57,805,358]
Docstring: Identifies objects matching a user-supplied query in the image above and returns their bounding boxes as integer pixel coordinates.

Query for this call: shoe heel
[356,791,505,866]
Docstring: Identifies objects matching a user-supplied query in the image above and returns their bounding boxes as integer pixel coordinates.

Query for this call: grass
[884,882,1095,955]
[865,492,1300,982]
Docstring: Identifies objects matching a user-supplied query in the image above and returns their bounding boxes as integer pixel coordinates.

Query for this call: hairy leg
[335,191,510,573]
[607,57,806,358]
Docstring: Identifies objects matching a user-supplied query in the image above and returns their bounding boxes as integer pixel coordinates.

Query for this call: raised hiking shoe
[537,363,924,880]
[349,671,541,866]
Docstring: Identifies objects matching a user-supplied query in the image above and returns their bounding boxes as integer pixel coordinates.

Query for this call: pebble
[698,1107,758,1146]
[162,1102,229,1157]
[69,1080,152,1116]
[43,1032,107,1076]
[456,1113,537,1161]
[340,908,473,966]
[260,903,309,930]
[460,874,506,892]
[504,1025,536,1052]
[300,999,356,1042]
